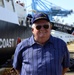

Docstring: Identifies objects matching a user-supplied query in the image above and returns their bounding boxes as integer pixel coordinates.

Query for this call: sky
[15,0,74,25]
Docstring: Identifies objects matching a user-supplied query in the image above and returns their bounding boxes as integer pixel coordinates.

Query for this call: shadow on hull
[0,20,32,66]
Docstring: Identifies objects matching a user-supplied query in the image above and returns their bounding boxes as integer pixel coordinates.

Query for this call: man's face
[32,19,51,44]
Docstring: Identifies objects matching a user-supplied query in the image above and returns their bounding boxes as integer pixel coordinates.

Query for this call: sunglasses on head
[36,24,49,30]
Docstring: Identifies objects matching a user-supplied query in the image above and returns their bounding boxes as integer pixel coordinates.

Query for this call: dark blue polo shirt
[13,35,70,75]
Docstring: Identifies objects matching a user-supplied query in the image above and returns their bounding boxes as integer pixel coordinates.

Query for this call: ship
[51,22,74,44]
[0,0,32,66]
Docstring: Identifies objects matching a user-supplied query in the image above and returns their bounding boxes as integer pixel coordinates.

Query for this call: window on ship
[0,0,4,7]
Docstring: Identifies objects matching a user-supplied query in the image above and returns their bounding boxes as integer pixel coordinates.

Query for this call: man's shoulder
[16,37,31,52]
[51,36,67,50]
[21,38,30,46]
[52,36,66,45]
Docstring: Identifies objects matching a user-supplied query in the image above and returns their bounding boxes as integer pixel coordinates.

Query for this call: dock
[67,42,74,52]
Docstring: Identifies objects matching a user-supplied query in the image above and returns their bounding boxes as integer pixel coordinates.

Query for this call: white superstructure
[0,0,26,26]
[51,30,74,44]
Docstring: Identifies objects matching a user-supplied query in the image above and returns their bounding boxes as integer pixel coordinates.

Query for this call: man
[13,12,70,75]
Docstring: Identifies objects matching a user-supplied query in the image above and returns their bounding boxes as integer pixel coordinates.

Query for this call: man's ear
[31,28,34,32]
[50,23,52,29]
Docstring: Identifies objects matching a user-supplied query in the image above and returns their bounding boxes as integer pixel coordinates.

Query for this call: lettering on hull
[0,38,14,48]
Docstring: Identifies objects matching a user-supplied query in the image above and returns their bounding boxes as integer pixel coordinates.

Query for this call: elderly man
[13,12,70,75]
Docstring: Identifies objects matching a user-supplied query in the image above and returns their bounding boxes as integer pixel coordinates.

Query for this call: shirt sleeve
[62,43,70,68]
[13,43,22,71]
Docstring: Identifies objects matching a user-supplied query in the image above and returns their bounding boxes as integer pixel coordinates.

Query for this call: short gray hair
[31,24,36,28]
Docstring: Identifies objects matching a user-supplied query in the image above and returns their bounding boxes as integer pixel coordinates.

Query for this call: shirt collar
[29,35,54,46]
[48,35,54,44]
[29,35,36,46]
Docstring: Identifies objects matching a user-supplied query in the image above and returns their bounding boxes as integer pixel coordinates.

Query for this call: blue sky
[16,0,74,24]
